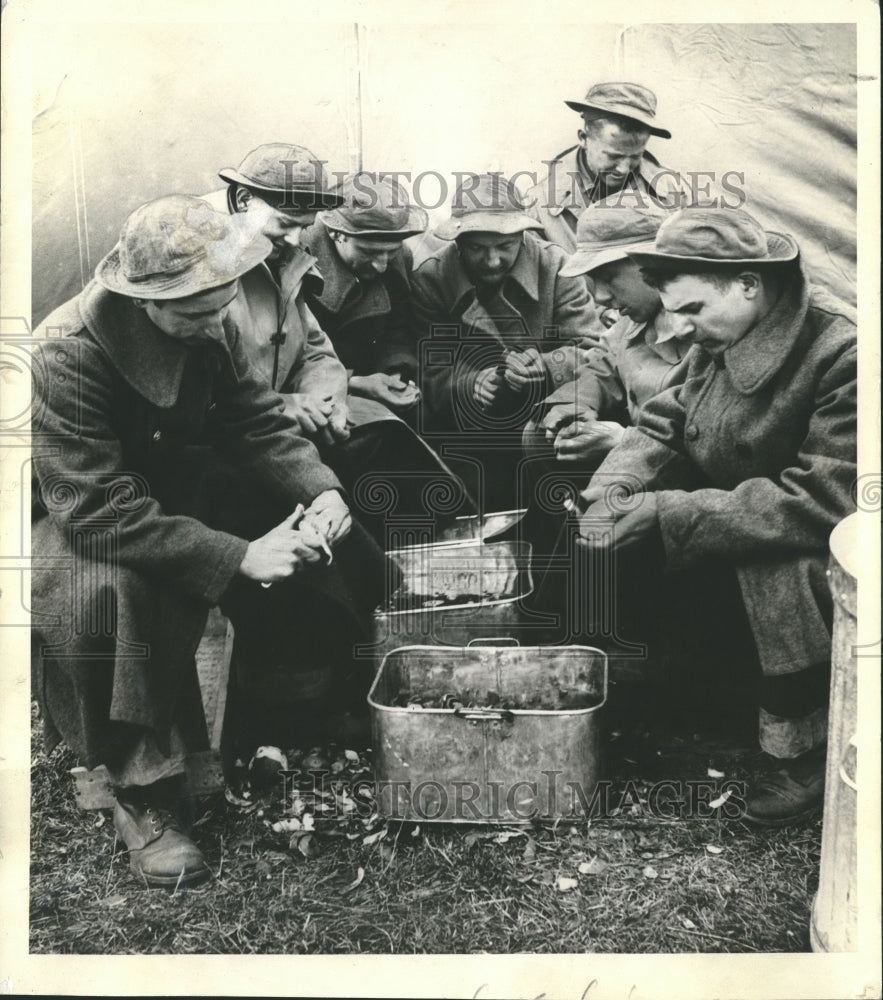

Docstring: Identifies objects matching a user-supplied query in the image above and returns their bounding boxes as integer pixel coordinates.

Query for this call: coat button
[685,424,699,441]
[152,430,163,442]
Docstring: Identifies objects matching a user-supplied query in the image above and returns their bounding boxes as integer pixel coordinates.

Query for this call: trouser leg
[736,555,832,758]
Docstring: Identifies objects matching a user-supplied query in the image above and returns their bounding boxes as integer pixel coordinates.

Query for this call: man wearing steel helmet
[30,196,386,888]
[525,82,686,255]
[577,206,857,826]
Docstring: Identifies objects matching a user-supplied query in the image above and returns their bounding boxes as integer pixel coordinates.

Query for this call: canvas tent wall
[32,21,856,327]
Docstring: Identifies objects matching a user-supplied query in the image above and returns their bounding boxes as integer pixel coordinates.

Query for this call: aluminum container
[436,508,527,544]
[368,639,607,824]
[371,540,534,659]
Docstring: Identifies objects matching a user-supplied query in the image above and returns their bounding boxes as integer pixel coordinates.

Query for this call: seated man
[411,173,603,510]
[209,147,474,539]
[524,81,684,254]
[577,207,857,825]
[205,142,349,445]
[31,196,386,887]
[525,198,692,478]
[516,199,692,607]
[303,173,426,415]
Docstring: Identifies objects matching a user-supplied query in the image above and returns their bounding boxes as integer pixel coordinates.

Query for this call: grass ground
[29,683,822,955]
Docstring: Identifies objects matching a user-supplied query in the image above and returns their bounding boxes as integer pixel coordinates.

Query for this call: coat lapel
[79,281,189,408]
[724,265,808,395]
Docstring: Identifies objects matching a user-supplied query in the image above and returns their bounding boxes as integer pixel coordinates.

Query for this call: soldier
[209,149,475,537]
[578,207,857,824]
[411,173,603,510]
[31,196,385,886]
[525,81,684,254]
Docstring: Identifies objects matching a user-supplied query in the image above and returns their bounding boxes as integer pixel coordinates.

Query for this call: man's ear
[737,271,762,298]
[132,298,149,310]
[328,230,347,244]
[233,185,252,212]
[577,128,587,145]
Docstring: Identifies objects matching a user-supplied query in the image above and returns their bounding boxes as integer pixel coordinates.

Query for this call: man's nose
[283,227,304,248]
[485,252,501,269]
[592,281,613,306]
[668,313,695,337]
[372,256,390,274]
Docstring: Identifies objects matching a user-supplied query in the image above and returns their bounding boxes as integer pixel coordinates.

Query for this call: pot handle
[466,637,519,647]
[454,707,515,723]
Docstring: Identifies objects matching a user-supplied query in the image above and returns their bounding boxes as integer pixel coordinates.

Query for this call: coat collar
[303,220,409,319]
[722,261,808,395]
[437,231,542,309]
[544,144,669,216]
[622,308,688,364]
[79,280,234,408]
[271,246,324,300]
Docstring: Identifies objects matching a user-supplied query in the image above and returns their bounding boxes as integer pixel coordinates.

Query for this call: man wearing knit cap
[525,82,686,254]
[577,206,857,825]
[30,196,386,888]
[411,173,603,510]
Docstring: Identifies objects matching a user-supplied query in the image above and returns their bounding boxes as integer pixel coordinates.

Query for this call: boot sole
[129,860,210,888]
[741,801,822,827]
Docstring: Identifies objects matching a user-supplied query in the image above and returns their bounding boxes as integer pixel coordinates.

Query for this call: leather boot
[113,783,209,887]
[743,744,826,826]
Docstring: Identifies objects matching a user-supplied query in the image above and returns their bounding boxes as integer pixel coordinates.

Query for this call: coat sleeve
[411,267,471,432]
[583,378,705,496]
[207,322,344,509]
[655,342,858,569]
[542,325,630,419]
[31,338,250,605]
[281,300,348,406]
[374,264,420,380]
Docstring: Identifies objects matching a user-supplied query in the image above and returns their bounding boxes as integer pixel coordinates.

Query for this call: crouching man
[31,196,385,887]
[578,207,857,824]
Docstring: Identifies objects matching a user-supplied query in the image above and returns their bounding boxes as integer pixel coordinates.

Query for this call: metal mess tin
[368,639,608,824]
[371,540,534,658]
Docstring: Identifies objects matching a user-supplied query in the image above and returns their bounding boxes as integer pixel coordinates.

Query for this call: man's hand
[302,489,351,548]
[238,508,323,584]
[473,367,506,409]
[283,393,335,437]
[541,403,590,438]
[553,418,625,463]
[324,400,350,445]
[350,372,421,411]
[577,492,659,551]
[503,347,546,392]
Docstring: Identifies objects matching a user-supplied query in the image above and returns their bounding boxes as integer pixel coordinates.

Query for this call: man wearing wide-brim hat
[577,206,857,825]
[528,197,692,470]
[524,82,687,255]
[411,173,604,510]
[299,172,477,529]
[304,174,427,414]
[205,143,351,447]
[30,195,386,889]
